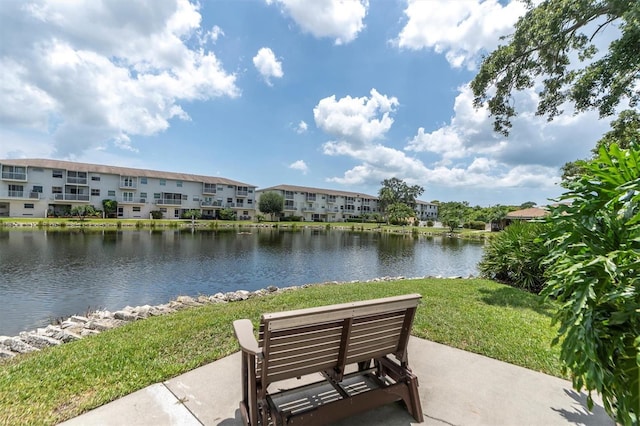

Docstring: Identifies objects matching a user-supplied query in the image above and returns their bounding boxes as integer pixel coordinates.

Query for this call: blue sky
[0,0,614,206]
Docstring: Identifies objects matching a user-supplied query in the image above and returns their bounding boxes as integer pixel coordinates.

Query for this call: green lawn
[0,217,491,239]
[0,278,559,425]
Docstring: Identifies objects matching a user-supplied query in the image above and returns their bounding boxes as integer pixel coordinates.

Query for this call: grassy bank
[0,217,491,239]
[0,278,558,425]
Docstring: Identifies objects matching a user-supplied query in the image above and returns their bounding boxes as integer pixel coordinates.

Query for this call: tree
[437,201,469,232]
[471,0,639,136]
[102,199,117,218]
[378,178,424,213]
[218,208,236,221]
[562,110,640,181]
[519,201,536,209]
[258,192,284,220]
[386,202,415,225]
[542,143,639,425]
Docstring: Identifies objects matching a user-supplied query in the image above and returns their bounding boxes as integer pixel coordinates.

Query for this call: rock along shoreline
[0,275,471,360]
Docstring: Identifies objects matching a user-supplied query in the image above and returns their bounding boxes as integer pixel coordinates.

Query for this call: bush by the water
[478,221,549,294]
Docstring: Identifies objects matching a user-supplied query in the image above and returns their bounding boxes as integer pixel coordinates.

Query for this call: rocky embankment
[1,276,470,359]
[0,288,270,359]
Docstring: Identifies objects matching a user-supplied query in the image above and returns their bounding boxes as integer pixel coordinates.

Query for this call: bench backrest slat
[257,294,421,385]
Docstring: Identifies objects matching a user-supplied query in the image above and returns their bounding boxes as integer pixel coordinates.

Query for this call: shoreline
[0,275,471,360]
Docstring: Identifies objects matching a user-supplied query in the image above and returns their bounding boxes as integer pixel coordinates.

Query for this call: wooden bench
[233,293,424,425]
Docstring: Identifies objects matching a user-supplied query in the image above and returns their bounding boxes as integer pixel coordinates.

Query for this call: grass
[0,217,491,239]
[0,278,559,425]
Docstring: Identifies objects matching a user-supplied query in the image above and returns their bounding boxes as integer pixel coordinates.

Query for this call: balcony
[1,172,27,181]
[202,186,217,195]
[52,193,90,202]
[236,190,248,197]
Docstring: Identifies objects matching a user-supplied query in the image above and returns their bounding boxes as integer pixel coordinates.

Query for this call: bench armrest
[233,319,262,358]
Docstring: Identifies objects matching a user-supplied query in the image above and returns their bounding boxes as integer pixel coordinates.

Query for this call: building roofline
[0,158,256,187]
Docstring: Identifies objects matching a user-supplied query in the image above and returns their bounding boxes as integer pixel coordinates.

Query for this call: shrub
[426,220,434,227]
[150,210,163,220]
[181,209,202,220]
[463,220,486,230]
[478,221,550,294]
[542,143,639,425]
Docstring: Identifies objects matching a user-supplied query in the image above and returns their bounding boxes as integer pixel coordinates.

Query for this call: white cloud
[313,89,398,147]
[252,47,284,85]
[289,160,309,174]
[267,0,368,45]
[296,120,308,134]
[395,0,526,69]
[406,84,607,170]
[314,86,605,195]
[0,0,239,157]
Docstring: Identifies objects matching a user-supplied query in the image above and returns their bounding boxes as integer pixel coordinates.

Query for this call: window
[176,181,183,187]
[140,192,147,198]
[140,177,147,184]
[24,203,34,209]
[227,198,233,203]
[108,190,116,197]
[160,179,166,186]
[132,207,141,212]
[237,199,244,207]
[154,193,161,199]
[217,185,224,190]
[121,176,134,187]
[32,186,43,193]
[32,168,43,172]
[52,169,63,178]
[52,186,62,194]
[182,194,188,200]
[160,208,167,213]
[91,189,100,196]
[247,199,253,204]
[9,184,24,197]
[193,196,200,201]
[123,192,134,202]
[91,176,101,181]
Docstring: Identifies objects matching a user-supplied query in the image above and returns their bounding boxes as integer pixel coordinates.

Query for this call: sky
[0,0,618,206]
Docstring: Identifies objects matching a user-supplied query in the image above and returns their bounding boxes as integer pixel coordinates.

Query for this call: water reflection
[0,228,484,335]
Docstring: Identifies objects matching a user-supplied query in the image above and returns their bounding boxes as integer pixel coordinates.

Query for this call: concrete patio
[60,337,613,425]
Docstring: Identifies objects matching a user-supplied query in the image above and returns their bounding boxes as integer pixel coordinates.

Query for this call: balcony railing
[201,200,223,207]
[120,198,146,204]
[52,193,90,202]
[66,177,88,185]
[119,182,137,189]
[1,191,40,199]
[1,172,27,181]
[155,198,182,206]
[236,190,248,197]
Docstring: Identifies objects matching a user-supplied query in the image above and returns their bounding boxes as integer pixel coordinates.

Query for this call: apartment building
[414,200,439,220]
[256,184,438,222]
[0,159,257,220]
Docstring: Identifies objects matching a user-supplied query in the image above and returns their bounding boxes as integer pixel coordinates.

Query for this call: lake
[0,228,485,335]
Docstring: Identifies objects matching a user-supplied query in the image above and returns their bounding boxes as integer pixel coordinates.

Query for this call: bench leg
[240,351,260,426]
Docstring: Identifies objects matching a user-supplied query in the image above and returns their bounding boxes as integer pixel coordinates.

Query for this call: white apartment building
[0,159,257,220]
[256,184,438,222]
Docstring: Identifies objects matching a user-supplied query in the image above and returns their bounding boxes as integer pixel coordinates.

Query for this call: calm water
[0,229,484,335]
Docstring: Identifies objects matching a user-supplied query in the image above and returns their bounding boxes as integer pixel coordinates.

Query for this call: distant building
[501,207,549,228]
[256,184,438,222]
[0,159,257,219]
